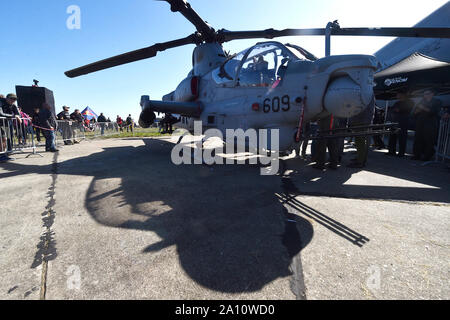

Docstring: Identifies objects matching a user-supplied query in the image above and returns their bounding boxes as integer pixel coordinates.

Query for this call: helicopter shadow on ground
[0,139,313,294]
[83,138,315,294]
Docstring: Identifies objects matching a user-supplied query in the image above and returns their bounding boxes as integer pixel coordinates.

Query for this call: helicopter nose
[323,76,373,118]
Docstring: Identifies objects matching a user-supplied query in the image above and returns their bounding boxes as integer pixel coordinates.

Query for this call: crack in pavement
[31,152,58,300]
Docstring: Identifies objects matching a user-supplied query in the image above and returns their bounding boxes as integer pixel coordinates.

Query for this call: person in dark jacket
[412,89,442,161]
[372,106,386,150]
[57,106,73,145]
[126,114,134,133]
[70,109,84,143]
[97,113,107,135]
[0,94,20,120]
[387,92,414,157]
[39,103,59,152]
[97,113,107,123]
[1,97,14,161]
[297,121,311,159]
[0,94,21,161]
[70,109,84,123]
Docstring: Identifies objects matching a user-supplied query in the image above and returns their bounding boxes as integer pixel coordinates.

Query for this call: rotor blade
[218,27,450,42]
[161,0,215,41]
[333,27,450,38]
[65,34,198,78]
[217,29,326,42]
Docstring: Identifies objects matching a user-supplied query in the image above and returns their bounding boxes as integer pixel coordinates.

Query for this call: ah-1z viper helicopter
[65,0,450,152]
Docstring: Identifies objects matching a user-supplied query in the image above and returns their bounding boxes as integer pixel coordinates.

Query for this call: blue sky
[1,0,447,121]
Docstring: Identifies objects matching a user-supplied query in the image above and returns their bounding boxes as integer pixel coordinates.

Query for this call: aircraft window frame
[212,41,303,87]
[212,50,249,87]
[235,42,297,88]
[284,43,318,61]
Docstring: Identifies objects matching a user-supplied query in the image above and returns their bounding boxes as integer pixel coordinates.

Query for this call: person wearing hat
[1,94,21,122]
[57,105,73,145]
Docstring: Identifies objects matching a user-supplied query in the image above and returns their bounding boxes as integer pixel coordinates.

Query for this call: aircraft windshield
[238,43,293,87]
[212,42,297,87]
[212,51,246,85]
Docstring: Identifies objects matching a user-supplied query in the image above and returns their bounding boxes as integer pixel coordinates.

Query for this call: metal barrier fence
[1,116,41,158]
[54,120,86,145]
[435,117,450,163]
[91,122,122,138]
[54,121,133,145]
[1,117,136,158]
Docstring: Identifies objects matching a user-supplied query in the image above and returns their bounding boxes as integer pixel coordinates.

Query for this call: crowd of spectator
[116,114,135,133]
[0,92,138,163]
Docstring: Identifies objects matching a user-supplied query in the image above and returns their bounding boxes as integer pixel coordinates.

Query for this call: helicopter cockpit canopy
[212,41,314,88]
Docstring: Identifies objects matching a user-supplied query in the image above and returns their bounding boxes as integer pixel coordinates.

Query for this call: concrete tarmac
[0,137,448,300]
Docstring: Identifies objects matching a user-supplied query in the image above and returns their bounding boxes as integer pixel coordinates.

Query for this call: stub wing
[139,96,202,128]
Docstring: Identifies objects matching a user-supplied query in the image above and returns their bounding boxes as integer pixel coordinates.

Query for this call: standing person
[97,113,107,136]
[126,114,134,133]
[57,106,73,145]
[97,113,107,123]
[347,98,375,168]
[17,107,32,145]
[84,118,91,131]
[0,94,21,121]
[106,117,112,131]
[297,121,311,159]
[162,113,176,134]
[116,116,124,132]
[412,89,442,161]
[387,92,414,157]
[312,115,339,170]
[32,107,42,143]
[39,103,59,152]
[0,96,17,162]
[0,94,21,153]
[372,105,386,150]
[70,109,84,143]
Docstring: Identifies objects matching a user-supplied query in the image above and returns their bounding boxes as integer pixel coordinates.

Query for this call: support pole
[325,20,340,57]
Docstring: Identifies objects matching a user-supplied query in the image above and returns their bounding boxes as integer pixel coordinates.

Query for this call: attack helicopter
[65,0,450,152]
